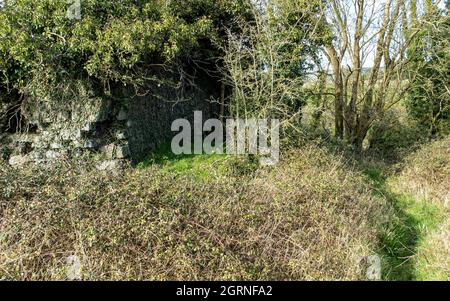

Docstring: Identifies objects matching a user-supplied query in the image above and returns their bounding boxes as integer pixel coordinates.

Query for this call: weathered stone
[117,108,128,121]
[60,129,73,141]
[45,150,61,160]
[81,123,95,132]
[90,98,112,123]
[116,130,128,140]
[2,73,218,164]
[84,140,98,149]
[102,143,116,159]
[96,160,123,172]
[115,144,130,159]
[8,155,30,166]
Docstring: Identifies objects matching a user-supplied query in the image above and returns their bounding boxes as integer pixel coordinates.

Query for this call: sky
[326,0,447,69]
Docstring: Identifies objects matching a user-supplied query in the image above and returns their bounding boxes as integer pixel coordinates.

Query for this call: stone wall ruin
[1,75,219,168]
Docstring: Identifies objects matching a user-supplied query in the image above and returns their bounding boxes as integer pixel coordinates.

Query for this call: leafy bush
[406,5,450,136]
[0,0,250,103]
[368,109,425,156]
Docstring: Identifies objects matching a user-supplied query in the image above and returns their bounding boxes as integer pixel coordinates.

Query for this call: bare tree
[322,0,438,149]
[221,0,323,131]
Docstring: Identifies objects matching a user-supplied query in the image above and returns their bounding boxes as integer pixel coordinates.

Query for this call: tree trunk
[219,82,225,122]
[326,46,344,139]
[345,0,364,144]
[312,71,327,129]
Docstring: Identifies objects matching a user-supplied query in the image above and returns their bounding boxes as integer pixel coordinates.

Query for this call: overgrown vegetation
[0,0,251,118]
[363,135,449,280]
[1,133,447,280]
[1,142,386,280]
[0,0,448,281]
[406,1,450,136]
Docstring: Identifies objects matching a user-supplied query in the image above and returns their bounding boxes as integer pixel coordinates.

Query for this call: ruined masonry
[2,77,219,168]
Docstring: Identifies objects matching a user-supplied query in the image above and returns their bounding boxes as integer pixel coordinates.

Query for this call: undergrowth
[1,142,385,280]
[0,137,448,280]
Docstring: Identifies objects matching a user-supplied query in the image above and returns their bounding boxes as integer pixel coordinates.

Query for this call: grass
[362,136,449,280]
[0,142,386,280]
[365,167,444,280]
[135,143,258,180]
[0,138,447,280]
[385,137,450,280]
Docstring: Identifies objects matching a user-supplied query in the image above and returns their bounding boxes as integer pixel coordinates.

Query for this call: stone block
[8,155,30,166]
[117,108,128,121]
[60,129,73,141]
[90,98,112,123]
[84,140,98,149]
[45,150,61,160]
[115,144,130,159]
[102,143,116,159]
[116,130,128,140]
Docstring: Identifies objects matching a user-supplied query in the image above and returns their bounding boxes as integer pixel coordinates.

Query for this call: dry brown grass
[393,136,450,208]
[0,143,388,280]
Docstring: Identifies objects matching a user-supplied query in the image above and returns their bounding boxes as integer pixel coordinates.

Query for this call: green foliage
[383,136,450,280]
[265,0,328,78]
[0,0,250,103]
[223,0,325,124]
[368,108,427,157]
[363,136,449,281]
[0,143,387,280]
[136,143,258,180]
[406,6,450,135]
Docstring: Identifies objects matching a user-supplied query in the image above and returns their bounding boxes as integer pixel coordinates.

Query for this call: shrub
[393,135,450,207]
[0,0,251,104]
[406,5,450,136]
[367,108,427,157]
[0,143,387,280]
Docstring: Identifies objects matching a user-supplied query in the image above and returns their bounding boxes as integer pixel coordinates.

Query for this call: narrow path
[364,167,443,280]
